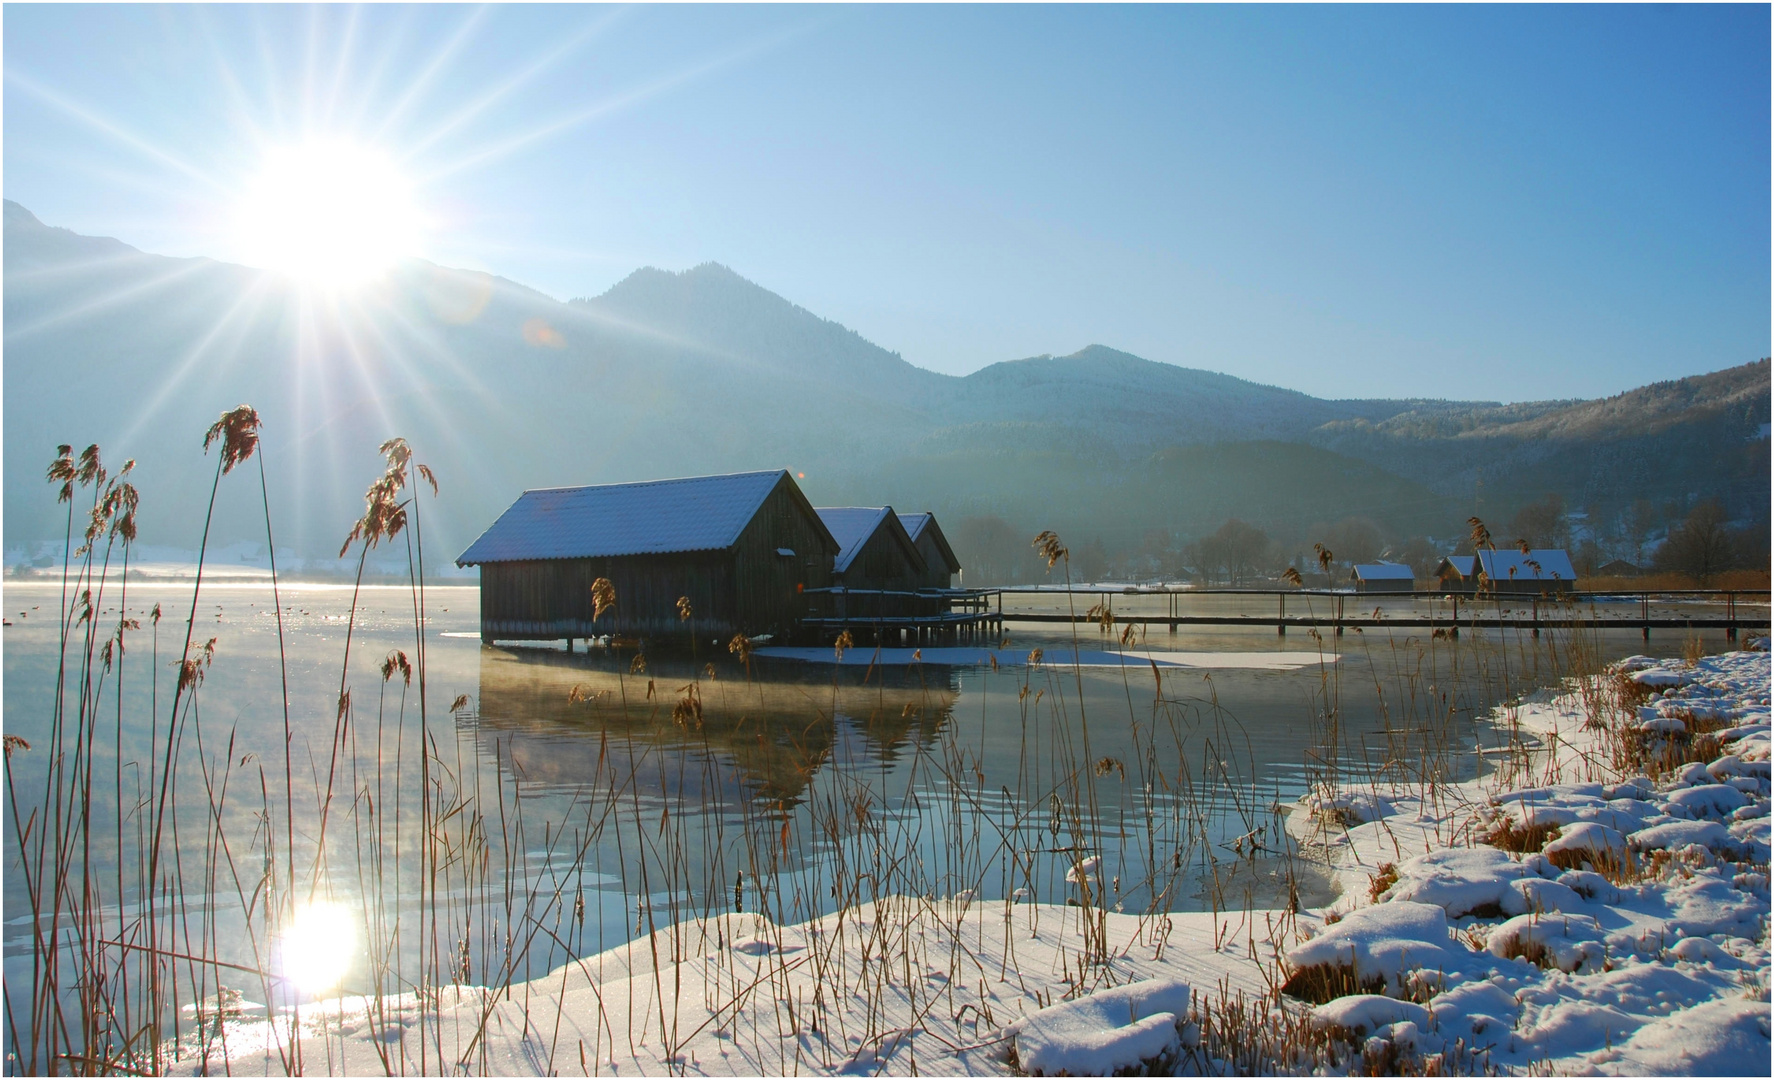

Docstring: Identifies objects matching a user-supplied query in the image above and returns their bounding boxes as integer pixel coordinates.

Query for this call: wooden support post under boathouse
[456,470,841,647]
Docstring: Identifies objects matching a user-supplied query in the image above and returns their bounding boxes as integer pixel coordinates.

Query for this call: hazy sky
[6,4,1767,400]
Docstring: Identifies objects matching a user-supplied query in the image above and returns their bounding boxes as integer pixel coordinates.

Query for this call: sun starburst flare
[233,140,424,287]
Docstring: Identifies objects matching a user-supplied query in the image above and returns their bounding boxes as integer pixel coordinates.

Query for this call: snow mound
[1554,869,1620,904]
[1381,846,1537,918]
[1309,994,1430,1038]
[1586,997,1772,1074]
[1006,978,1192,1077]
[1306,789,1392,826]
[1285,902,1467,999]
[1630,819,1743,856]
[1509,876,1585,914]
[1486,912,1609,973]
[1541,821,1627,867]
[1632,666,1696,688]
[1665,783,1750,818]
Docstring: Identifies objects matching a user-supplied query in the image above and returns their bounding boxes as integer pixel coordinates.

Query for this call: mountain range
[4,200,1766,578]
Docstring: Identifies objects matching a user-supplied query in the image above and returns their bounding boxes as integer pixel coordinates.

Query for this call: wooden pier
[800,586,1005,645]
[795,586,1768,646]
[985,587,1770,642]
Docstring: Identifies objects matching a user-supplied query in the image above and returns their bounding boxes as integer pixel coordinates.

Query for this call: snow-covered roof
[897,512,961,573]
[457,470,804,565]
[1440,555,1478,578]
[817,507,924,574]
[1475,548,1578,582]
[898,512,933,543]
[1351,562,1414,581]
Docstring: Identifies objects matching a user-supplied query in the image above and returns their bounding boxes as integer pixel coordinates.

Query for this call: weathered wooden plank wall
[479,474,838,642]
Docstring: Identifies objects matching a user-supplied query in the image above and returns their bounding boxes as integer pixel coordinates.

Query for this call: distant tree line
[946,491,1767,588]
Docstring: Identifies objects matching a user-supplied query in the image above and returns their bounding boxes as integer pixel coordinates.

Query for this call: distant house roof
[1596,559,1642,577]
[897,512,962,573]
[1475,548,1578,582]
[457,470,830,566]
[816,507,925,575]
[1351,562,1414,581]
[1438,556,1477,578]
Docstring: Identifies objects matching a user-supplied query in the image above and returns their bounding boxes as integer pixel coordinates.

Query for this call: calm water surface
[3,579,1746,995]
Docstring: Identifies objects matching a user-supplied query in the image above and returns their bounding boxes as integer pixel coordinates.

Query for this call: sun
[233,140,423,287]
[280,901,357,996]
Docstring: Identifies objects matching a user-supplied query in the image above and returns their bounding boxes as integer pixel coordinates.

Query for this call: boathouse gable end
[899,512,962,590]
[730,476,841,635]
[457,470,838,642]
[817,507,927,591]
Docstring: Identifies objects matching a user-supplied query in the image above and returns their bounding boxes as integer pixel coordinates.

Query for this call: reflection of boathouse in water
[458,470,998,646]
[468,645,959,804]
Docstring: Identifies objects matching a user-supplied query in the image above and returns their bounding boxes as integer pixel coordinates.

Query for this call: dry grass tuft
[1481,818,1559,854]
[1543,845,1633,882]
[1368,862,1400,904]
[1280,961,1387,1004]
[1682,634,1706,667]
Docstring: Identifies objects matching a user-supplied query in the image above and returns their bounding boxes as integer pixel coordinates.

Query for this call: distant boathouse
[1434,549,1578,595]
[457,470,839,645]
[1349,561,1415,593]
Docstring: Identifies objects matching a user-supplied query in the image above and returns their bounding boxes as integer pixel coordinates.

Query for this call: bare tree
[1322,517,1383,566]
[1626,498,1659,565]
[1508,493,1569,550]
[1197,519,1271,586]
[1653,499,1735,584]
[953,514,1023,585]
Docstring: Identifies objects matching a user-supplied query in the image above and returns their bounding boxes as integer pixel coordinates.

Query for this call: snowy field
[167,645,1770,1076]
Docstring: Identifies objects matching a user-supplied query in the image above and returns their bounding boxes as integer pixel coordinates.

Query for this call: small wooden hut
[1475,548,1578,595]
[1350,562,1415,593]
[1436,555,1478,593]
[897,512,962,590]
[457,470,839,646]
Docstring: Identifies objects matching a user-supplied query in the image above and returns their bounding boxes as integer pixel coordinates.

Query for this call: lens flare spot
[522,317,566,348]
[281,901,356,996]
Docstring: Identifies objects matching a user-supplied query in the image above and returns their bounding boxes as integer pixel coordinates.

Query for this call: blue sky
[5,4,1767,399]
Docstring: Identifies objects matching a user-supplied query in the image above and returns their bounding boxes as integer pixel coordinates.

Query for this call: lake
[2,578,1749,1014]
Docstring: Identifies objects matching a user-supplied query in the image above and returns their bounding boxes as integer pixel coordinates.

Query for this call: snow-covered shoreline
[1284,644,1770,1075]
[168,645,1770,1076]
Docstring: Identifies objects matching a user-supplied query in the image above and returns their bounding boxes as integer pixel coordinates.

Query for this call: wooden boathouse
[806,506,997,644]
[898,513,962,590]
[1436,549,1578,595]
[818,507,927,594]
[1350,561,1415,593]
[457,470,839,646]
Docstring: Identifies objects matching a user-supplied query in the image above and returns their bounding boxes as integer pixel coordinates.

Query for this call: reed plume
[1033,530,1068,568]
[202,405,261,475]
[591,577,617,622]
